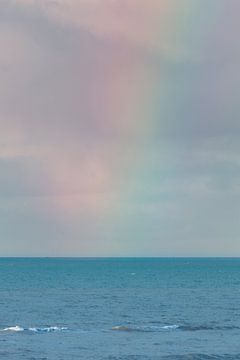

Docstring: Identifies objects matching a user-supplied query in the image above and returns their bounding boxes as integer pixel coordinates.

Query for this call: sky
[0,0,240,256]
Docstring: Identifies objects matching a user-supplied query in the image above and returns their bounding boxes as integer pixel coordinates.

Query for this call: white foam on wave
[1,326,68,333]
[1,326,24,332]
[161,325,179,330]
[29,326,68,333]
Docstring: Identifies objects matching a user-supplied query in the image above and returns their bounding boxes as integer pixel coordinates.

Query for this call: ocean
[0,257,240,359]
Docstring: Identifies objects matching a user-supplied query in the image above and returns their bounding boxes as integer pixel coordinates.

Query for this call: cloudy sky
[0,0,240,256]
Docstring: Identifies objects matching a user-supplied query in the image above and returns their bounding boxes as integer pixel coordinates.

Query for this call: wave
[2,323,239,335]
[161,355,240,360]
[111,324,240,333]
[1,326,24,332]
[111,325,179,332]
[0,326,68,333]
[179,325,240,332]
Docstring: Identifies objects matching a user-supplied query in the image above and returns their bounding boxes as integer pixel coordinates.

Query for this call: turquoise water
[0,258,240,359]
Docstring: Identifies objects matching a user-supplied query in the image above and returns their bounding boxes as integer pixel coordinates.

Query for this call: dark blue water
[0,258,240,359]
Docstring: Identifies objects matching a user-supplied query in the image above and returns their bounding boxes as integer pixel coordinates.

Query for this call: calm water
[0,258,240,359]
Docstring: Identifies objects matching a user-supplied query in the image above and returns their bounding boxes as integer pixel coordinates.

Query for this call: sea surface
[0,258,240,359]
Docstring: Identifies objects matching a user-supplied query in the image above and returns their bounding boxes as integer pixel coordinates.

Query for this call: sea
[0,257,240,360]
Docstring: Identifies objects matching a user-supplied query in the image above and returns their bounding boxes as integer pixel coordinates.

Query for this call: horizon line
[0,256,240,259]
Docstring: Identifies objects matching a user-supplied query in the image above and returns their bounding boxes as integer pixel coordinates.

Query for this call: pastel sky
[1,0,240,256]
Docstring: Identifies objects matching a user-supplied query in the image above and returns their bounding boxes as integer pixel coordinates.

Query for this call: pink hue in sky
[1,1,240,255]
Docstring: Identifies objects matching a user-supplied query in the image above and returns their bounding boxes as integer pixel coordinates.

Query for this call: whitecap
[1,326,25,332]
[0,326,68,333]
[161,325,179,330]
[29,326,68,333]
